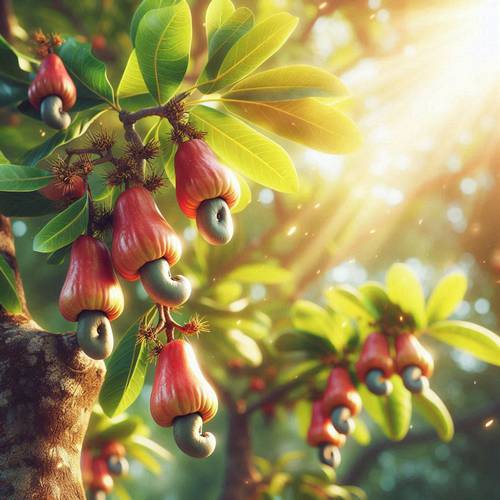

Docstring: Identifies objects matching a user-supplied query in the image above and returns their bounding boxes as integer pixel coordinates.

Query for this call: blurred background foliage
[0,0,499,499]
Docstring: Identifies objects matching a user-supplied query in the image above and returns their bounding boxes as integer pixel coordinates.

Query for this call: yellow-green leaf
[413,389,454,442]
[386,263,427,328]
[117,50,149,101]
[205,0,235,42]
[227,262,291,284]
[426,272,467,324]
[232,172,251,213]
[427,320,500,365]
[325,285,376,322]
[223,98,362,154]
[223,65,349,101]
[189,105,297,192]
[199,12,298,93]
[0,255,22,313]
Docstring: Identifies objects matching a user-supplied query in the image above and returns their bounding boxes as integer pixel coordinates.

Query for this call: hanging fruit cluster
[81,441,129,500]
[305,329,434,468]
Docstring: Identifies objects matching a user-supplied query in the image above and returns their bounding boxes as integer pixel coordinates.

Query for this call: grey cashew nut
[40,95,72,130]
[173,413,216,458]
[77,310,114,360]
[107,456,129,476]
[402,365,428,394]
[196,198,234,246]
[318,443,341,469]
[365,368,393,396]
[331,406,355,435]
[140,258,191,307]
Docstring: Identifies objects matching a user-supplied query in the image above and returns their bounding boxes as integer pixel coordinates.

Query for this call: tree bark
[220,411,260,500]
[0,216,105,499]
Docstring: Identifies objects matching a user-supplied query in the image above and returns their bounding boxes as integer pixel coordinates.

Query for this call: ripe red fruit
[28,53,77,129]
[174,139,240,245]
[395,332,434,393]
[59,236,124,359]
[90,457,113,494]
[28,54,77,111]
[307,400,345,469]
[101,441,126,459]
[39,176,86,201]
[355,332,394,396]
[150,339,218,458]
[249,376,266,392]
[322,367,362,435]
[91,34,107,52]
[111,187,190,307]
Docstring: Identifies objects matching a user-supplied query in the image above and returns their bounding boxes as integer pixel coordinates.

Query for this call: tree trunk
[0,216,105,499]
[220,411,260,500]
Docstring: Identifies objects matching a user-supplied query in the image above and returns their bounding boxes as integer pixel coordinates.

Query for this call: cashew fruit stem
[140,258,191,307]
[76,310,114,360]
[365,368,393,396]
[173,413,216,458]
[40,95,72,130]
[331,406,355,435]
[196,198,234,246]
[318,443,341,469]
[402,365,428,393]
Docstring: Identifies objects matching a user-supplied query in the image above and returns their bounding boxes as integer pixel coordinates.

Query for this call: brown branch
[0,0,13,41]
[340,400,500,486]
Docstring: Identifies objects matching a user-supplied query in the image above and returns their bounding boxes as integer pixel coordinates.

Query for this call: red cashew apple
[249,376,266,392]
[307,400,345,468]
[90,457,114,494]
[111,187,191,307]
[28,53,77,129]
[356,332,394,396]
[322,366,362,435]
[150,339,218,458]
[39,176,86,201]
[174,139,240,245]
[395,332,434,393]
[59,236,124,360]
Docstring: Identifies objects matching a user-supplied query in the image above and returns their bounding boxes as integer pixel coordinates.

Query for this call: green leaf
[426,272,467,324]
[96,416,142,442]
[206,0,235,42]
[126,443,162,475]
[227,262,291,284]
[223,65,349,102]
[154,120,176,185]
[0,78,28,106]
[201,8,254,81]
[117,50,149,102]
[100,311,154,417]
[22,108,107,166]
[0,35,31,84]
[359,376,412,441]
[0,191,58,217]
[130,0,179,44]
[135,2,192,104]
[232,172,251,213]
[57,37,114,106]
[33,193,88,253]
[0,150,8,163]
[46,245,71,265]
[198,12,298,93]
[0,164,53,192]
[295,399,312,439]
[427,320,500,365]
[128,434,172,460]
[223,98,362,154]
[325,285,376,322]
[351,417,371,445]
[190,105,298,192]
[275,331,336,357]
[358,281,391,320]
[291,300,332,337]
[386,263,427,328]
[0,255,22,313]
[413,389,454,442]
[225,329,262,366]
